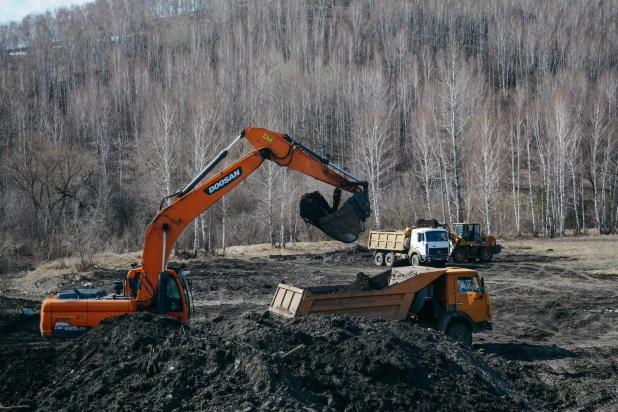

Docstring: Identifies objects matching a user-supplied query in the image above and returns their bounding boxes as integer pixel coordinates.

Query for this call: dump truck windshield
[425,230,448,242]
[458,277,482,293]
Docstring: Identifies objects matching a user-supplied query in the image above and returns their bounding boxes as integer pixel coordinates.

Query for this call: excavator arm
[133,127,371,308]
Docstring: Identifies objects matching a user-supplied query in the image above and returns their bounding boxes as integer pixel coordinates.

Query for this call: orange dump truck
[269,267,492,345]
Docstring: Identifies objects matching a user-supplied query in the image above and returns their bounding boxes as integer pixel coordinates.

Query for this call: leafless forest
[1,0,618,264]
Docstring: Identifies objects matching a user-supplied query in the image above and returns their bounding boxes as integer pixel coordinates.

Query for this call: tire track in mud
[470,251,618,411]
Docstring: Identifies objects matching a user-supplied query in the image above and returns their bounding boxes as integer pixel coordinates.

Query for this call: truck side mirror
[480,276,485,292]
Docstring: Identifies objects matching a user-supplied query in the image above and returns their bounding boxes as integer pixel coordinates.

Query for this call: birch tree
[436,43,483,222]
[412,105,439,218]
[187,93,219,257]
[353,68,396,230]
[547,90,576,238]
[145,96,178,202]
[473,104,502,234]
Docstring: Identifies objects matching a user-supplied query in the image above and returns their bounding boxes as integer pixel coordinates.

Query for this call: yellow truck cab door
[455,275,486,323]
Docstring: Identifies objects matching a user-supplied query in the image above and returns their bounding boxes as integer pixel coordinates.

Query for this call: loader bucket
[300,190,370,243]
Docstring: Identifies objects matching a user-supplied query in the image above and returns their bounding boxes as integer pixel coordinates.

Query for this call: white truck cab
[408,228,450,267]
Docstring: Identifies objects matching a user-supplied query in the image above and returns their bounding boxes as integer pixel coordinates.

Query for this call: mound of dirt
[0,312,533,411]
[0,296,41,342]
[324,245,374,265]
[340,272,382,292]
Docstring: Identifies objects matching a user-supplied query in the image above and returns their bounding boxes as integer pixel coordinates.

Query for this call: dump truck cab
[368,227,450,267]
[420,267,492,345]
[269,267,492,346]
[409,228,450,266]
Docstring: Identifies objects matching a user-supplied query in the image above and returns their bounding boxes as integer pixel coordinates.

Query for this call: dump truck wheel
[446,322,472,346]
[479,247,493,263]
[452,247,467,264]
[374,252,385,266]
[385,252,395,267]
[410,254,420,267]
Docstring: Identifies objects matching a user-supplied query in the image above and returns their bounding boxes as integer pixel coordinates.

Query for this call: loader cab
[454,223,481,243]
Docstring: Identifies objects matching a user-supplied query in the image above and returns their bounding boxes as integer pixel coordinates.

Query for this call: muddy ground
[0,240,617,411]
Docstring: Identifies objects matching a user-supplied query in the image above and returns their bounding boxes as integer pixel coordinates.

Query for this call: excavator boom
[135,128,370,307]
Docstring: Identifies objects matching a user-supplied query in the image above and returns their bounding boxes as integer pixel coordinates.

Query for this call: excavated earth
[0,243,617,411]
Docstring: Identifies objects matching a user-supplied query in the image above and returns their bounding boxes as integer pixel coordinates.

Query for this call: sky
[0,0,91,24]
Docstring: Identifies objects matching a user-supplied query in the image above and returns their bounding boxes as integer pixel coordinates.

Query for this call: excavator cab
[156,267,194,323]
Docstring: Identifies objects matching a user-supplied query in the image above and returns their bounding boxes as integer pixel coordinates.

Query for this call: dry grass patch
[502,235,618,274]
[215,241,356,258]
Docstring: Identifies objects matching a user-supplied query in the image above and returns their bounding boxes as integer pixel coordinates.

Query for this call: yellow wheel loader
[413,219,501,264]
[449,222,501,264]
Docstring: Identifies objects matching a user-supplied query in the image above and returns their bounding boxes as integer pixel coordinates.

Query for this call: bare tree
[353,68,397,230]
[255,161,281,246]
[186,92,220,257]
[546,89,577,238]
[473,103,502,234]
[436,42,483,222]
[411,104,439,218]
[143,96,179,201]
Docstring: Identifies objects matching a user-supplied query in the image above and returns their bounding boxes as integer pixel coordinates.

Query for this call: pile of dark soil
[0,312,534,411]
[340,272,382,292]
[324,245,374,265]
[0,296,41,341]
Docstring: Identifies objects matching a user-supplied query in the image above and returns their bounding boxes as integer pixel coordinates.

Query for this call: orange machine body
[40,127,370,337]
[40,269,187,338]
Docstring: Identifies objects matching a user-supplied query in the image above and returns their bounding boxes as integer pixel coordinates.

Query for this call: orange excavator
[40,127,371,337]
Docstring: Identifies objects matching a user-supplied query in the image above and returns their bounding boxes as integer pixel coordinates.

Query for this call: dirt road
[0,239,617,410]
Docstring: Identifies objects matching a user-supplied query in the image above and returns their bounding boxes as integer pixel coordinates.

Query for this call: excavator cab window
[166,276,183,313]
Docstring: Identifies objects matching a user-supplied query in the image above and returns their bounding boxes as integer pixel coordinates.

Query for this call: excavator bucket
[300,189,370,243]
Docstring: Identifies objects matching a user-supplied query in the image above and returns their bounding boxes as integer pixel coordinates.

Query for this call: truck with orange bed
[269,266,492,346]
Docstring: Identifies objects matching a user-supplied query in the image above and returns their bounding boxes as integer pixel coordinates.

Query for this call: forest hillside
[1,0,617,265]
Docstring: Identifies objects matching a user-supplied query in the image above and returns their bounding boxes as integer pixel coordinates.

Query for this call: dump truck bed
[367,230,408,252]
[269,267,446,320]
